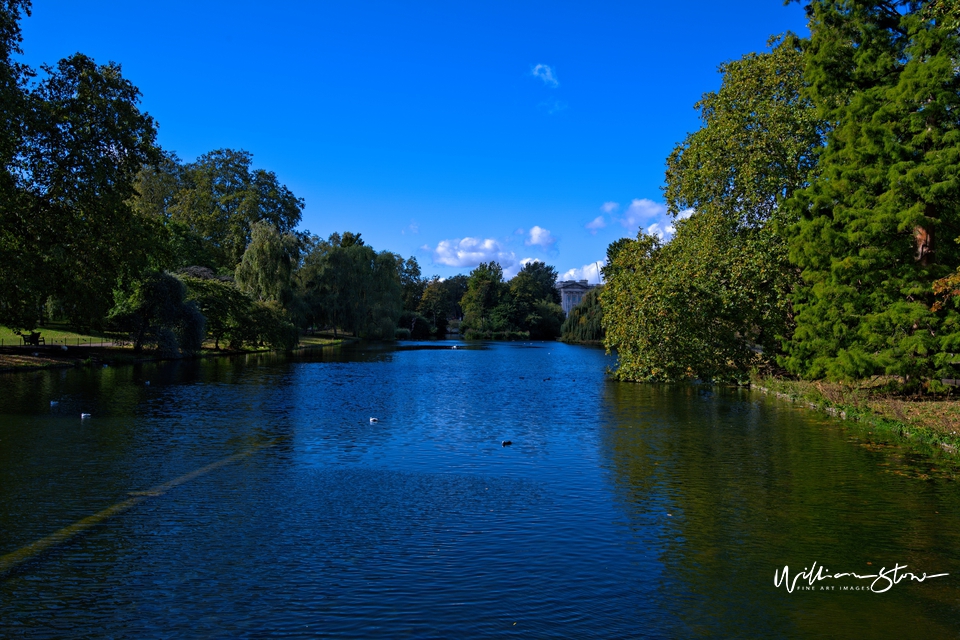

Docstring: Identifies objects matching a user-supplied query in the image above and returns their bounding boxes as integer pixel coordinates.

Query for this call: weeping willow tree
[560,287,604,344]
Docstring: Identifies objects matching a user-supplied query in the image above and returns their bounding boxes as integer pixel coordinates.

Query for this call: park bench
[21,332,45,346]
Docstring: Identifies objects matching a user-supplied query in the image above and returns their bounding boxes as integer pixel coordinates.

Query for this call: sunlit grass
[0,323,123,347]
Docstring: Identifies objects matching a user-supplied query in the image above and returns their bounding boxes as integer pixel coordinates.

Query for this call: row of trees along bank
[601,0,960,390]
[0,2,573,353]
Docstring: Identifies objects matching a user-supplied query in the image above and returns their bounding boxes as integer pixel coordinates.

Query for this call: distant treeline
[0,2,571,352]
[600,1,960,390]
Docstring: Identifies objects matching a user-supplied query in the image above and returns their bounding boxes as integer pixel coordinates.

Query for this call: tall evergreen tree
[785,0,960,383]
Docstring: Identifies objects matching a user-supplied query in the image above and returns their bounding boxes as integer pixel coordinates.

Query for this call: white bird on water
[81,413,91,419]
[50,400,58,406]
[370,417,379,423]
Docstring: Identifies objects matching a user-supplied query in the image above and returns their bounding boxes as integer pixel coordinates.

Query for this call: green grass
[0,323,124,347]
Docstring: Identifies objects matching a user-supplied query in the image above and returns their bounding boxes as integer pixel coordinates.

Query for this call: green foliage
[460,262,506,334]
[132,149,303,272]
[604,38,819,382]
[0,49,159,329]
[297,232,402,339]
[785,1,960,383]
[398,256,424,312]
[239,301,299,351]
[109,272,204,355]
[603,215,795,382]
[235,221,300,307]
[397,311,432,339]
[460,261,564,340]
[561,287,605,343]
[418,277,451,334]
[179,271,249,349]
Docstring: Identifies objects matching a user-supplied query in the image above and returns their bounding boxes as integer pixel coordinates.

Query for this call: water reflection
[599,383,960,637]
[0,343,958,637]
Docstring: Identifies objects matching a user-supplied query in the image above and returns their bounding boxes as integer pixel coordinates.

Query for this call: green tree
[398,256,424,311]
[169,149,303,271]
[109,271,205,355]
[180,270,250,349]
[441,274,469,320]
[785,0,960,384]
[603,37,820,381]
[561,287,604,343]
[460,262,505,334]
[508,261,564,338]
[235,221,300,307]
[2,52,159,329]
[418,276,451,334]
[298,232,402,339]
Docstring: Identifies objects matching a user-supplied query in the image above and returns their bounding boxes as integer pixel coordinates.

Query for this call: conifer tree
[785,0,960,383]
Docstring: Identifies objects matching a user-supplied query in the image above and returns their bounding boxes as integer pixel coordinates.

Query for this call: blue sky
[20,1,809,281]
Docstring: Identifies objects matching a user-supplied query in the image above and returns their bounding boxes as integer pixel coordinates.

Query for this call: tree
[460,262,505,334]
[441,275,469,320]
[398,256,424,311]
[235,221,300,307]
[168,149,303,271]
[603,37,821,381]
[508,261,563,338]
[785,0,960,384]
[561,287,604,343]
[298,231,403,339]
[109,271,204,355]
[180,271,249,350]
[0,52,159,329]
[418,277,451,334]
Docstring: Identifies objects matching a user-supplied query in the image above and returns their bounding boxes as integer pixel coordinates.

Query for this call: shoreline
[753,376,960,461]
[0,336,355,374]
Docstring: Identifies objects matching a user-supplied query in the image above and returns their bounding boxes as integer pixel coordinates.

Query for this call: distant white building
[555,280,596,315]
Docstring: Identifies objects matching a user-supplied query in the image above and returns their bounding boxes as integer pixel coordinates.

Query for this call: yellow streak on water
[0,440,279,576]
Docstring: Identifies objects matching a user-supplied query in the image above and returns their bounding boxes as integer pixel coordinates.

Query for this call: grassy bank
[0,323,124,347]
[753,375,960,459]
[0,334,350,372]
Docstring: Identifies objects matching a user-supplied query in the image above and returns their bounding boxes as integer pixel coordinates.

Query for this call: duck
[501,440,512,447]
[370,417,379,423]
[81,413,91,419]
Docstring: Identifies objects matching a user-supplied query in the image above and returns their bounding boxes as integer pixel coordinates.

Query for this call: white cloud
[646,222,670,240]
[520,257,543,266]
[401,220,419,235]
[585,216,606,234]
[531,63,559,88]
[560,259,607,285]
[426,237,517,269]
[620,198,667,229]
[525,225,556,248]
[600,201,619,214]
[677,208,694,220]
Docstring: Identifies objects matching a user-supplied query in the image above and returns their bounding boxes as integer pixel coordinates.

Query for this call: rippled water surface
[1,341,960,637]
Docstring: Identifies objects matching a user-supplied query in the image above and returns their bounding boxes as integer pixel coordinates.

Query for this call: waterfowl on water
[502,440,512,446]
[370,417,379,423]
[50,400,58,406]
[81,413,91,419]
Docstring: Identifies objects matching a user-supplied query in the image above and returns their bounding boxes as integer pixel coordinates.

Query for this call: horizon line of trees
[0,1,577,353]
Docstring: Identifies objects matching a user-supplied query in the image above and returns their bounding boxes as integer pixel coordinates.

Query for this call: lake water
[1,341,959,638]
